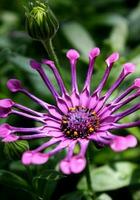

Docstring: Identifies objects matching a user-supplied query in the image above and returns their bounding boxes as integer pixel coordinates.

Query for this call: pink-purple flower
[0,48,139,174]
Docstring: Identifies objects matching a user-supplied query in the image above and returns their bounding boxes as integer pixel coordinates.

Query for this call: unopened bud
[25,0,59,41]
[4,140,29,160]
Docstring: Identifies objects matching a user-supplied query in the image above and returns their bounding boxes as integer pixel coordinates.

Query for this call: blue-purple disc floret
[0,48,139,174]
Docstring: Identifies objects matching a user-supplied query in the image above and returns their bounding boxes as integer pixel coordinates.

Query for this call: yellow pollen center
[61,106,100,139]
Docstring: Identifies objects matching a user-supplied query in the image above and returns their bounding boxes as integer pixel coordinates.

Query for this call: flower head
[0,48,139,174]
[25,0,59,41]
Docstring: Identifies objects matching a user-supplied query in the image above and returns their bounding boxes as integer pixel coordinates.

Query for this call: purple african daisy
[0,48,139,174]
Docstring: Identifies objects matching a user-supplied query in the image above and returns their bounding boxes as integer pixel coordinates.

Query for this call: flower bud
[25,0,59,41]
[4,140,29,160]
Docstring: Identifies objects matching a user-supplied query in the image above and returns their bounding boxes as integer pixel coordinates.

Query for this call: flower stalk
[42,39,61,71]
[85,150,96,199]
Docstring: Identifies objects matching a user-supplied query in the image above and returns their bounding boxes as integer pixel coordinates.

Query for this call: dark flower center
[61,106,100,139]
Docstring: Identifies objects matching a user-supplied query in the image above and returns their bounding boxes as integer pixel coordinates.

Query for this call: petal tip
[42,59,55,68]
[70,156,86,174]
[110,135,137,152]
[0,123,12,138]
[106,52,119,66]
[22,151,33,165]
[31,153,48,165]
[66,49,80,61]
[126,135,137,148]
[59,160,71,175]
[7,79,22,92]
[30,60,41,70]
[22,151,48,165]
[0,99,14,108]
[123,63,135,74]
[134,78,140,88]
[2,134,19,142]
[89,47,100,59]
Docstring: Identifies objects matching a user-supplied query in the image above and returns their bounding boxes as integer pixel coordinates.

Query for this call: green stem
[85,151,96,199]
[85,158,93,193]
[42,39,61,71]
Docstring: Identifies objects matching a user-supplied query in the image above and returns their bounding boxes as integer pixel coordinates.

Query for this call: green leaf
[0,11,19,34]
[32,170,65,200]
[104,15,128,52]
[78,162,140,191]
[33,169,65,182]
[59,191,85,200]
[8,53,35,74]
[9,161,27,171]
[96,193,112,200]
[132,189,140,200]
[128,4,140,41]
[0,170,30,191]
[129,55,140,70]
[0,48,11,64]
[33,169,65,188]
[62,21,95,62]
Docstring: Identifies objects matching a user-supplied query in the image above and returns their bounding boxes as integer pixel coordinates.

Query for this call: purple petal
[56,97,69,115]
[7,79,22,92]
[94,97,105,112]
[110,135,137,152]
[98,124,114,131]
[67,50,79,93]
[66,49,80,62]
[0,99,14,108]
[22,151,48,165]
[0,123,12,138]
[82,48,100,93]
[48,105,62,120]
[30,60,59,99]
[105,52,119,66]
[43,60,68,96]
[134,78,140,87]
[48,130,63,137]
[89,131,113,145]
[89,47,100,60]
[59,160,71,175]
[123,63,135,75]
[0,108,11,118]
[126,135,137,147]
[100,115,116,124]
[48,139,71,156]
[31,153,49,164]
[80,88,90,107]
[30,60,41,70]
[71,91,80,106]
[62,93,73,107]
[70,156,86,174]
[46,119,60,128]
[88,94,99,109]
[22,151,33,165]
[98,106,112,119]
[112,121,140,129]
[0,100,13,118]
[2,134,19,142]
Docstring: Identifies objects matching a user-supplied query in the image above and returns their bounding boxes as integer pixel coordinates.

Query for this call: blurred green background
[1,0,140,200]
